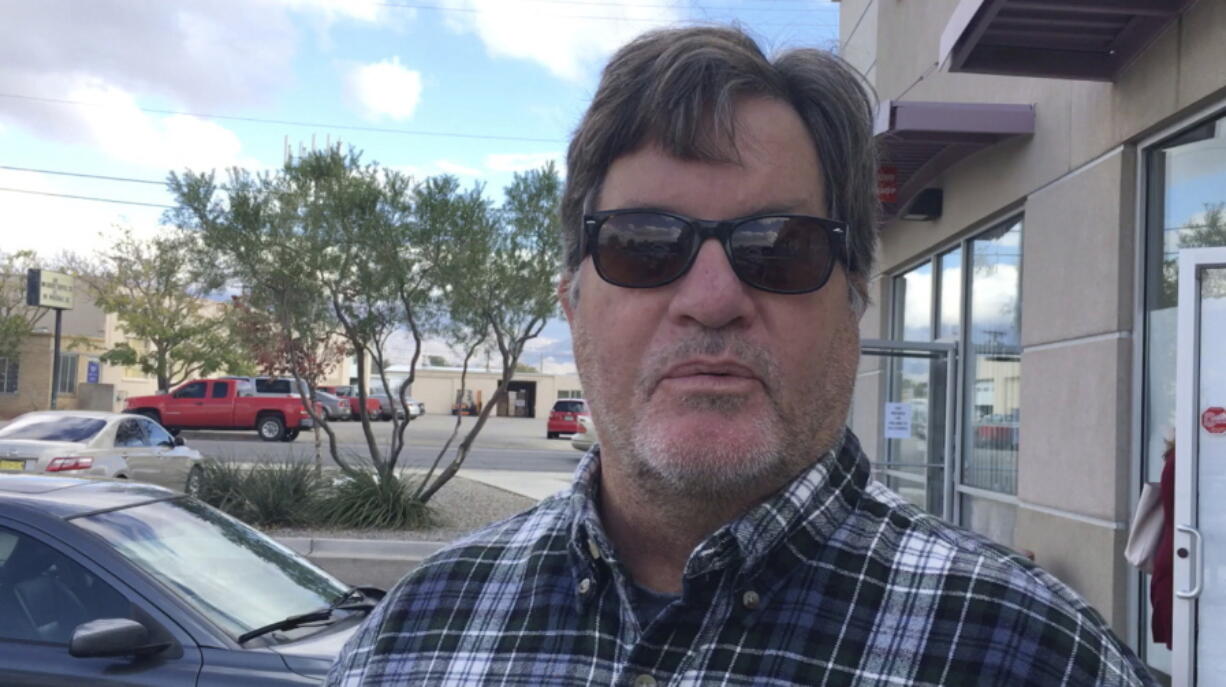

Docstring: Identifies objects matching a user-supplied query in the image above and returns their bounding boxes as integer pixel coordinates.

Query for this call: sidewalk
[456,468,572,501]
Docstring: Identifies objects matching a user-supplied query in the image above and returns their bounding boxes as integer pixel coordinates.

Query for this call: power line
[0,186,173,209]
[0,165,164,186]
[0,93,564,144]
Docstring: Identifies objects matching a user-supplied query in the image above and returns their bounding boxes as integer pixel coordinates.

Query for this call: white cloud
[541,357,578,375]
[65,81,257,173]
[435,160,485,177]
[438,0,684,82]
[485,152,564,173]
[0,170,165,261]
[522,336,558,353]
[347,58,424,121]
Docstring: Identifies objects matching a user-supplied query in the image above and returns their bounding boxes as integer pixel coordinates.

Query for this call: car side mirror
[173,436,185,447]
[69,618,170,658]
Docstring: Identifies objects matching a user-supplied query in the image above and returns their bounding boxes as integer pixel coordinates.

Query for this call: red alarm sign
[1203,407,1226,434]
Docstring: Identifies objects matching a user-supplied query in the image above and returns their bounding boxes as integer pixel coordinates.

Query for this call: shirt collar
[567,429,870,579]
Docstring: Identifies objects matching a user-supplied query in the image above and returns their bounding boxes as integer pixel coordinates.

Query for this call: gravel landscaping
[264,475,539,543]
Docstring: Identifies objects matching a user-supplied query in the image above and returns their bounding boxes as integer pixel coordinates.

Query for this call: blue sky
[0,0,840,373]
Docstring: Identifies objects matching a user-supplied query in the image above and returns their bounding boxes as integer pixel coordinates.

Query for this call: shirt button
[578,577,593,595]
[742,590,760,610]
[633,674,657,687]
[587,537,602,560]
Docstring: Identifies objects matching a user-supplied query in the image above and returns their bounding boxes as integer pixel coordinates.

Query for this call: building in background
[372,362,582,422]
[839,0,1226,677]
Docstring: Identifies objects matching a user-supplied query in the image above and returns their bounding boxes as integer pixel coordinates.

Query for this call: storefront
[839,0,1226,679]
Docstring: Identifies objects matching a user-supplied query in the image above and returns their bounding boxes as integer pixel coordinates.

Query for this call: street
[180,412,585,474]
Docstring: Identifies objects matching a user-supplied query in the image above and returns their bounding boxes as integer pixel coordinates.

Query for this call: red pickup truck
[125,378,316,442]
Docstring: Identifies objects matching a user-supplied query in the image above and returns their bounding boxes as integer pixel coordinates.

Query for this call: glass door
[861,339,958,521]
[1172,246,1226,685]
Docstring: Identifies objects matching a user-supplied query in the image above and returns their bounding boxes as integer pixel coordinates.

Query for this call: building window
[888,215,1023,546]
[557,389,583,399]
[0,357,18,394]
[57,353,79,394]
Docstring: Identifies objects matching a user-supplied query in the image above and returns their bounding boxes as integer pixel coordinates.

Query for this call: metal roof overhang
[939,0,1196,81]
[875,100,1035,218]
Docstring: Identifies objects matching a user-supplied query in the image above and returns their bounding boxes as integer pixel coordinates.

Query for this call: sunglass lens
[596,213,693,287]
[728,217,834,293]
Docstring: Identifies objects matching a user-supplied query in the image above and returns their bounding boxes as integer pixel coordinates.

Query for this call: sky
[0,0,841,375]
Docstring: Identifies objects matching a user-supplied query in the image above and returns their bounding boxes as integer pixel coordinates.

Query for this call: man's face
[562,97,861,500]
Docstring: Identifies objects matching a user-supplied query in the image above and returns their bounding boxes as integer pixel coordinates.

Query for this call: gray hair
[561,25,878,308]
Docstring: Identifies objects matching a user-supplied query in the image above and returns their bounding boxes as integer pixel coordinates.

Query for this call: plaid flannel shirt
[327,430,1155,686]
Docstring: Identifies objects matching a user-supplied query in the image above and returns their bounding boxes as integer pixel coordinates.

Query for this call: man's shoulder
[847,481,1152,684]
[393,490,573,589]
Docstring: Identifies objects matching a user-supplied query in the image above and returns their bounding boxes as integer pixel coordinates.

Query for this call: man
[328,26,1155,686]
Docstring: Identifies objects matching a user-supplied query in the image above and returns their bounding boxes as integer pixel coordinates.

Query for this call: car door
[112,418,157,479]
[0,522,203,686]
[122,420,193,491]
[163,381,208,427]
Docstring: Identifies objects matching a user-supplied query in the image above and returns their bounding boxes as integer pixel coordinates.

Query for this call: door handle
[1176,524,1203,599]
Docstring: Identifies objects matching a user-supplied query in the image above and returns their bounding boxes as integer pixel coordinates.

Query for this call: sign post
[26,269,75,410]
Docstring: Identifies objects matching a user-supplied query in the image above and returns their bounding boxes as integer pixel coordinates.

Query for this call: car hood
[268,618,361,679]
[0,439,85,458]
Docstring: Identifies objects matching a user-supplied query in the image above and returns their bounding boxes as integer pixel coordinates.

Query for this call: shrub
[317,470,435,530]
[194,458,324,528]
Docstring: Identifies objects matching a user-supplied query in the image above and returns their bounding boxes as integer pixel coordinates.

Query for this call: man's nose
[666,238,756,330]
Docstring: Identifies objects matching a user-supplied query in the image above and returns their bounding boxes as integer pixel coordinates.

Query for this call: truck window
[256,378,292,394]
[211,381,231,399]
[172,382,206,399]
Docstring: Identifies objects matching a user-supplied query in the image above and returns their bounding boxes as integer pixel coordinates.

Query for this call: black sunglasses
[582,209,849,294]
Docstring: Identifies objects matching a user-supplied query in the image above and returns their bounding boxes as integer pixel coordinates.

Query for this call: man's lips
[655,359,762,394]
[663,359,758,380]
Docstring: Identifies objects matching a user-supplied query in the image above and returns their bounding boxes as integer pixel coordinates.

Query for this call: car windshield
[71,497,348,641]
[553,401,585,413]
[0,415,106,442]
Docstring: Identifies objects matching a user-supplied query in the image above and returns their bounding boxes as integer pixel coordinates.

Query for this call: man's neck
[597,461,764,595]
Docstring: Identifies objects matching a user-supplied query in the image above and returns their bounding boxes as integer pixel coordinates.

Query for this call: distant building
[370,363,582,420]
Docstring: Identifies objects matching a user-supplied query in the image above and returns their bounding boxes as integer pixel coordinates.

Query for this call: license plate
[564,415,574,421]
[0,459,27,471]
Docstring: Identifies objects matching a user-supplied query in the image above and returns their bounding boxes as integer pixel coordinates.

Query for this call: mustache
[636,331,778,396]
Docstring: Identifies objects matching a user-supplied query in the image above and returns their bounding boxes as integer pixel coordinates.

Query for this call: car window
[0,416,106,442]
[0,526,134,644]
[211,381,230,399]
[552,401,585,414]
[172,382,206,399]
[72,498,347,641]
[139,419,175,448]
[114,419,147,448]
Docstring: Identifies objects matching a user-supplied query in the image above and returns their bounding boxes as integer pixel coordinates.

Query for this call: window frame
[887,212,1025,539]
[56,353,79,395]
[0,356,18,394]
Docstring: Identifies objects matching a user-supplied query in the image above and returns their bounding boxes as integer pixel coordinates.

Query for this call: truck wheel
[257,415,286,442]
[281,429,300,442]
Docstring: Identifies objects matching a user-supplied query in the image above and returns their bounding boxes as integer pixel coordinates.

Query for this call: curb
[277,536,446,560]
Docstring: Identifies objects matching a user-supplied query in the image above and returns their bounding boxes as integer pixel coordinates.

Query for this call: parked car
[547,399,590,439]
[312,390,352,422]
[317,385,383,421]
[0,473,382,685]
[368,393,406,421]
[570,414,599,452]
[125,378,317,442]
[0,411,204,494]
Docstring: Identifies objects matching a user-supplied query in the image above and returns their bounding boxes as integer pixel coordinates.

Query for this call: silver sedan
[0,411,205,493]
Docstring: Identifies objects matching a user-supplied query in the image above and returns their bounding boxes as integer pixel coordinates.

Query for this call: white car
[571,414,599,452]
[0,411,205,494]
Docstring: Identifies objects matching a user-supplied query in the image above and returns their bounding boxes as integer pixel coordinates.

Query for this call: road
[180,413,585,473]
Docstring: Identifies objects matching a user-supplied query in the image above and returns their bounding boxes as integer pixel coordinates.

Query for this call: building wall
[841,0,1226,638]
[404,369,584,421]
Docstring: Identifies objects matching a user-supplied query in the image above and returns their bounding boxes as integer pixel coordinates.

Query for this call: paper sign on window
[884,402,912,439]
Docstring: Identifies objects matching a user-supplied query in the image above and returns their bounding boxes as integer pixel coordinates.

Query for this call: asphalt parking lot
[181,412,586,474]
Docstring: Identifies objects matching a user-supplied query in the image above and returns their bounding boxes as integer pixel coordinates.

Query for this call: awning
[875,100,1035,218]
[939,0,1196,81]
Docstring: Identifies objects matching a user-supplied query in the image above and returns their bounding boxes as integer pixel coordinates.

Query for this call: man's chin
[628,412,788,497]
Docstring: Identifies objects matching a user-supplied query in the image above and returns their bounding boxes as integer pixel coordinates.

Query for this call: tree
[426,355,448,367]
[416,162,562,501]
[65,228,252,391]
[0,250,49,363]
